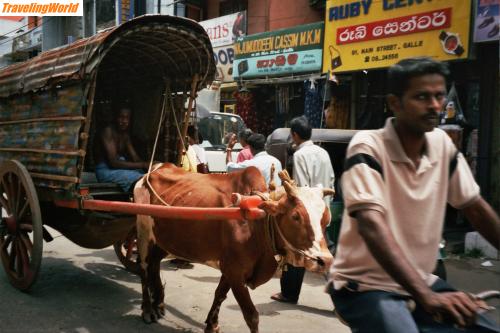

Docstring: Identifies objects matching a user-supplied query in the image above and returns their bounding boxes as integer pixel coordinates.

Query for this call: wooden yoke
[177,74,200,166]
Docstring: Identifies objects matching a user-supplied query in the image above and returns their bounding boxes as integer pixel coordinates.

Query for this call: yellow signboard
[323,0,472,73]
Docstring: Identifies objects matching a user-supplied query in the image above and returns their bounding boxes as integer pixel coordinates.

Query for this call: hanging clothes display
[273,86,288,130]
[234,89,258,132]
[303,79,324,128]
[254,86,275,136]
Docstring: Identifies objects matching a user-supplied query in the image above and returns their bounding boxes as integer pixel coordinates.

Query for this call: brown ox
[134,163,333,333]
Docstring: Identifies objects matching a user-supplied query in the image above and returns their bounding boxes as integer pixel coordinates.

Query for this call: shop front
[323,0,473,130]
[233,22,327,135]
[323,0,500,225]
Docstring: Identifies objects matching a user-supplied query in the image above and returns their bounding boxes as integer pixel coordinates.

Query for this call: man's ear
[258,200,286,216]
[386,94,401,114]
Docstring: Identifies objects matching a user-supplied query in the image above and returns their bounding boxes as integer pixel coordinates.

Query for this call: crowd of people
[95,57,500,333]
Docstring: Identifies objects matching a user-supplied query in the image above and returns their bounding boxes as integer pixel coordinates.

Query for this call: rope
[256,191,319,267]
[257,192,322,265]
[171,90,187,166]
[265,215,285,271]
[144,82,171,207]
[265,215,278,255]
[271,216,321,263]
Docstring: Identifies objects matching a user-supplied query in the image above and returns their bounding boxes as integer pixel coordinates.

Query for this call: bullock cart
[0,15,263,291]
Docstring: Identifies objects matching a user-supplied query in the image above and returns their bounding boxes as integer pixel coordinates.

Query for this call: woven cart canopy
[0,15,216,98]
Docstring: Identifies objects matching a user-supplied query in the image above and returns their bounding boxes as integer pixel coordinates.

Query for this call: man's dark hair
[114,106,132,118]
[238,128,253,141]
[247,133,266,152]
[387,57,449,97]
[187,125,196,138]
[290,116,312,140]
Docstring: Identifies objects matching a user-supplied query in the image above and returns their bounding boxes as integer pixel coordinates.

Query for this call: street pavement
[0,228,498,332]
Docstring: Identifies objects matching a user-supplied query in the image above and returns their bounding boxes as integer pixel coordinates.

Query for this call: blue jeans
[95,159,144,192]
[329,279,499,333]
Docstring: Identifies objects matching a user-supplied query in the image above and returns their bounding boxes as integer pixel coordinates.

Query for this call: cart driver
[95,107,149,192]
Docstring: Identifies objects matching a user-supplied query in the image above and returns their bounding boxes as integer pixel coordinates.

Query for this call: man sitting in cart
[95,107,149,192]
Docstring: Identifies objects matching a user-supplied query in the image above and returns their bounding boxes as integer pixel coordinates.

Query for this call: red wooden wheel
[0,160,43,291]
[113,227,140,274]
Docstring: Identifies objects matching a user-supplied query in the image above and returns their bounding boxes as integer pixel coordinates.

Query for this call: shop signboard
[233,22,324,79]
[322,0,472,73]
[199,11,246,82]
[474,0,499,42]
[199,11,247,48]
[213,46,236,82]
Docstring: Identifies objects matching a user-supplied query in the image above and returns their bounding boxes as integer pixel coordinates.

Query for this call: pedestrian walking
[271,115,335,304]
[226,133,282,187]
[236,128,254,162]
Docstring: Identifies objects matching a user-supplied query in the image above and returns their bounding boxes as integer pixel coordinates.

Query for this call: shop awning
[236,72,326,85]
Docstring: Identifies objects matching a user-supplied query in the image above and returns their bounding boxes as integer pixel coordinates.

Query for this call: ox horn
[268,163,276,192]
[283,180,298,199]
[278,170,296,187]
[322,188,336,198]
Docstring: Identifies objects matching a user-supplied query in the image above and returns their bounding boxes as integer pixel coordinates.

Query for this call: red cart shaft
[54,194,266,221]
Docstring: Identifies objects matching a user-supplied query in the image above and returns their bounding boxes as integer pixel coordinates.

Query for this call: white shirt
[227,151,283,187]
[293,140,335,206]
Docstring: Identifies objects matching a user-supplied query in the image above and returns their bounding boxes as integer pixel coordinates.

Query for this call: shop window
[96,0,116,31]
[220,0,247,16]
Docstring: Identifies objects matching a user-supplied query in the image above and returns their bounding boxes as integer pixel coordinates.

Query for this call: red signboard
[336,8,452,45]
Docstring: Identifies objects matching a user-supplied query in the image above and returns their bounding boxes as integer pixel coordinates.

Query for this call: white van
[197,112,246,173]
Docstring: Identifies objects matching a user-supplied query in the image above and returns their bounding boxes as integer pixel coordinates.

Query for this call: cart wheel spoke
[16,237,31,277]
[19,223,33,232]
[17,200,29,223]
[9,238,17,271]
[15,177,22,217]
[15,240,24,276]
[6,175,17,214]
[6,173,14,201]
[19,233,33,256]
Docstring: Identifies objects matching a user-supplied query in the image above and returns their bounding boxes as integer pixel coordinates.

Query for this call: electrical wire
[0,18,31,39]
[0,17,53,48]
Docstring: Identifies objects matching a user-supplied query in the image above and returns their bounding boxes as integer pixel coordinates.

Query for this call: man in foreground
[329,57,500,332]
